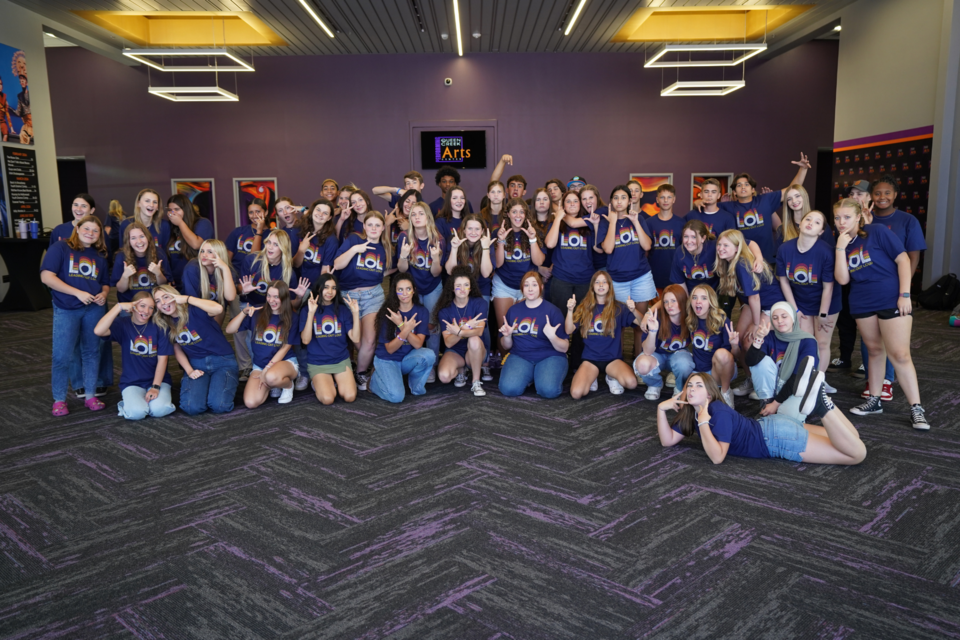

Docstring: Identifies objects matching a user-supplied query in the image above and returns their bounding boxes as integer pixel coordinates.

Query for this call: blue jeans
[860,340,895,381]
[69,340,114,389]
[758,414,809,462]
[180,354,239,415]
[499,354,568,398]
[641,350,695,389]
[370,350,436,403]
[749,356,808,421]
[52,304,105,402]
[119,383,176,420]
[420,283,443,362]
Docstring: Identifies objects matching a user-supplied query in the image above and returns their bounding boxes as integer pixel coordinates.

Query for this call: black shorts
[851,307,911,320]
[583,359,616,374]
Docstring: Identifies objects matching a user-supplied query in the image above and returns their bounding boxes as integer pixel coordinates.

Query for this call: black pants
[837,283,857,362]
[549,277,592,374]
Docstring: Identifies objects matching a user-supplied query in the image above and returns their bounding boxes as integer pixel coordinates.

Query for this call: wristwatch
[819,313,827,318]
[901,293,911,298]
[151,384,161,390]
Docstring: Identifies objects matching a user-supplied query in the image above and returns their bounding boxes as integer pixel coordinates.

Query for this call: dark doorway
[57,157,88,224]
[815,148,834,222]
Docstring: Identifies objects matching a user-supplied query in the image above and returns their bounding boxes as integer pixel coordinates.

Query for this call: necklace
[132,318,148,338]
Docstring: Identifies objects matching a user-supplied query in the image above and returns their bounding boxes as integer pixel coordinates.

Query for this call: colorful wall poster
[690,173,732,208]
[628,174,674,216]
[233,178,277,228]
[0,42,32,145]
[172,178,216,235]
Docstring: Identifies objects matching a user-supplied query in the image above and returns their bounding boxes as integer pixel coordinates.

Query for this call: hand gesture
[567,294,577,312]
[626,296,636,312]
[211,252,227,273]
[835,231,853,252]
[306,292,318,314]
[499,317,518,337]
[605,208,618,224]
[626,208,639,224]
[239,275,256,294]
[122,261,137,279]
[522,221,537,240]
[500,153,514,166]
[542,315,560,340]
[399,238,411,260]
[863,202,875,224]
[385,207,397,227]
[467,313,484,330]
[755,314,771,340]
[244,305,263,317]
[724,321,739,345]
[338,202,352,220]
[166,207,184,227]
[751,254,764,274]
[429,243,443,262]
[791,152,811,170]
[720,193,733,203]
[403,313,420,333]
[645,309,659,332]
[449,229,464,251]
[497,222,510,243]
[480,228,492,250]
[188,369,205,380]
[759,186,773,195]
[299,232,316,253]
[659,396,687,413]
[148,259,164,277]
[344,295,360,314]
[117,302,133,314]
[292,277,310,299]
[386,308,404,327]
[442,319,460,336]
[92,292,107,306]
[353,241,371,256]
[145,387,159,402]
[250,210,265,232]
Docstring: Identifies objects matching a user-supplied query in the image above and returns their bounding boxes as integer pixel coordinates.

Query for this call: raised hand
[500,153,514,166]
[522,221,538,240]
[399,238,411,260]
[244,305,263,317]
[724,321,739,345]
[239,275,256,294]
[122,261,137,279]
[403,312,420,333]
[467,313,485,330]
[499,317,518,337]
[167,207,184,227]
[542,315,560,340]
[497,222,510,243]
[835,231,853,252]
[587,211,600,227]
[211,253,227,272]
[659,396,687,413]
[148,259,164,277]
[429,243,443,262]
[353,241,371,255]
[300,232,316,253]
[605,208,618,223]
[292,277,310,299]
[442,319,460,336]
[338,202,352,220]
[626,208,639,223]
[645,309,659,331]
[755,313,771,340]
[449,229,464,251]
[567,294,577,312]
[385,207,397,227]
[386,308,404,327]
[117,302,134,314]
[480,228,492,250]
[306,292,318,313]
[626,296,636,312]
[791,152,811,169]
[344,295,360,314]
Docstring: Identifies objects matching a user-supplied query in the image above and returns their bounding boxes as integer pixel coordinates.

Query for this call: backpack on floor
[916,273,960,310]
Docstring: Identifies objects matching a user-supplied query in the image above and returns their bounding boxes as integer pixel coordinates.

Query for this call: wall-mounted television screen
[420,130,487,170]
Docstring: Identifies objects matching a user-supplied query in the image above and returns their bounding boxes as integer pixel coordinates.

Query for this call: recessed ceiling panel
[612,6,815,43]
[72,11,288,48]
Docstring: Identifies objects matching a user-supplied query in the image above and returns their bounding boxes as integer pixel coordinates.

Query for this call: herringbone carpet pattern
[1,307,959,639]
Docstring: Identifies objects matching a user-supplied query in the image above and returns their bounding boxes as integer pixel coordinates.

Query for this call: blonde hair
[108,199,125,222]
[781,184,811,243]
[409,202,442,249]
[360,210,394,268]
[252,229,294,285]
[685,284,727,336]
[714,229,773,297]
[152,284,190,340]
[198,239,231,306]
[833,198,868,238]
[134,188,163,234]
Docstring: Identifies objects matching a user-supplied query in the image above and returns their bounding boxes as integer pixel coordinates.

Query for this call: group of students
[38,153,928,466]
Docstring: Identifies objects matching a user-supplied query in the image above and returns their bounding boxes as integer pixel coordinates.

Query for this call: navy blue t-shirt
[300,304,355,366]
[720,192,782,262]
[49,221,76,246]
[335,234,388,291]
[40,242,109,310]
[437,297,489,357]
[505,300,568,364]
[110,248,172,303]
[239,253,299,305]
[642,321,689,356]
[119,218,171,250]
[844,224,907,315]
[225,225,260,273]
[776,239,835,316]
[673,401,771,459]
[670,241,719,292]
[170,309,234,360]
[597,216,651,282]
[299,233,339,287]
[108,316,174,391]
[871,209,926,252]
[429,197,473,218]
[181,260,224,302]
[684,209,736,237]
[398,231,446,296]
[167,218,215,285]
[691,317,731,373]
[550,223,594,285]
[454,244,497,297]
[757,333,819,372]
[645,215,686,290]
[576,303,635,362]
[497,230,540,289]
[591,206,609,271]
[240,311,299,369]
[434,217,465,245]
[735,261,785,310]
[374,303,431,362]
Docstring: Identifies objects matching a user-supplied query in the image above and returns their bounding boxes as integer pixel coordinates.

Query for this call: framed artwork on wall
[171,178,216,236]
[690,173,733,208]
[0,43,33,146]
[233,178,277,228]
[628,173,674,216]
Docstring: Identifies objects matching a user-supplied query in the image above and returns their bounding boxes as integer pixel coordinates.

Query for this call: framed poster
[233,178,277,228]
[0,42,33,145]
[172,178,216,236]
[2,147,39,225]
[690,173,733,208]
[628,173,674,216]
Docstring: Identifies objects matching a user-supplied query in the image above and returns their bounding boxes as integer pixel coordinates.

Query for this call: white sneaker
[278,385,294,404]
[270,387,282,398]
[665,372,676,388]
[481,364,493,382]
[454,368,468,388]
[722,389,735,409]
[823,380,837,394]
[733,378,754,397]
[672,386,683,398]
[427,368,436,384]
[295,374,309,391]
[606,375,624,395]
[589,378,599,392]
[471,380,486,397]
[644,385,662,400]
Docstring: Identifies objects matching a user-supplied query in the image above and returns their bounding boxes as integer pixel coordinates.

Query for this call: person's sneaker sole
[792,356,816,396]
[799,371,825,416]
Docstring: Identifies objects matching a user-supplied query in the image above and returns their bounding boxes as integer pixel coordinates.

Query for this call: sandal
[51,401,69,417]
[84,397,106,411]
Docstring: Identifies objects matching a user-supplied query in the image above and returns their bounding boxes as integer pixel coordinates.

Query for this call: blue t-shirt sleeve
[902,214,927,252]
[736,262,759,297]
[412,305,430,337]
[181,261,201,297]
[875,223,907,260]
[225,228,241,252]
[240,314,253,333]
[775,245,788,278]
[156,248,173,282]
[110,255,126,287]
[820,244,835,283]
[321,235,339,267]
[760,190,782,213]
[669,250,685,284]
[798,338,819,370]
[707,408,734,444]
[156,329,175,357]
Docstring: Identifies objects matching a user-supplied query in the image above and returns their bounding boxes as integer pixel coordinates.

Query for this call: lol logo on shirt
[411,243,431,270]
[587,313,606,336]
[314,314,342,337]
[506,238,531,262]
[736,209,765,230]
[692,328,714,352]
[237,235,255,254]
[559,229,588,249]
[304,244,324,265]
[616,226,639,247]
[653,229,675,249]
[355,251,384,272]
[129,335,157,357]
[175,327,203,345]
[207,283,219,301]
[134,267,153,289]
[171,239,182,254]
[774,349,786,365]
[68,254,99,279]
[786,262,818,285]
[515,316,539,337]
[659,333,688,352]
[846,247,873,273]
[255,323,284,346]
[688,263,713,280]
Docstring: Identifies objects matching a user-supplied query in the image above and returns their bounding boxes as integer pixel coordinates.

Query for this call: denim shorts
[491,273,522,300]
[757,414,809,462]
[612,271,656,304]
[344,286,385,317]
[252,356,299,373]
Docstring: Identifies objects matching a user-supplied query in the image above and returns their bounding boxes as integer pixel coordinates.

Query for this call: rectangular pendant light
[661,80,745,97]
[148,86,239,102]
[123,48,254,72]
[645,43,767,68]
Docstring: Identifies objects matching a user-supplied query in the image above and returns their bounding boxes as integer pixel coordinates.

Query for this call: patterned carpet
[1,306,959,639]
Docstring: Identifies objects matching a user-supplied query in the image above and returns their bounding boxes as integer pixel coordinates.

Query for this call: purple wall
[46,42,838,236]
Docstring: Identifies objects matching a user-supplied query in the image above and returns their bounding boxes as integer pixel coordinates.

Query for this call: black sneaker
[850,396,883,416]
[851,364,866,379]
[910,404,930,430]
[239,368,251,382]
[73,388,85,399]
[819,385,836,413]
[827,358,851,372]
[95,386,108,397]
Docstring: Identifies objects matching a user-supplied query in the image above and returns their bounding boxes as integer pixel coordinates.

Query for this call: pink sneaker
[51,401,69,416]
[84,397,106,411]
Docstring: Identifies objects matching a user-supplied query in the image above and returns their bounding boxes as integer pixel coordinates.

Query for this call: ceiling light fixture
[148,85,239,102]
[295,0,335,38]
[645,43,767,68]
[834,25,842,31]
[564,0,588,36]
[123,48,254,72]
[661,80,745,97]
[452,0,464,56]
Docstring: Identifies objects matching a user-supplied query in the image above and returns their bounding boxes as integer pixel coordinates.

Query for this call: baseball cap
[849,180,870,193]
[567,176,586,189]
